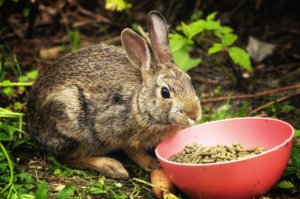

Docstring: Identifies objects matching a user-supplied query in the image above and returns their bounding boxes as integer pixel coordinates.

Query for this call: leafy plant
[56,183,76,199]
[35,181,49,199]
[0,70,37,97]
[201,100,250,123]
[276,129,300,191]
[105,0,132,11]
[170,12,252,73]
[67,29,80,52]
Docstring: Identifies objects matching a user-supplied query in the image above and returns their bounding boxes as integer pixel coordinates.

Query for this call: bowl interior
[156,117,294,164]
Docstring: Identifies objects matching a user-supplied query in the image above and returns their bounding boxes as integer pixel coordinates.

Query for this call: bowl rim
[155,117,295,167]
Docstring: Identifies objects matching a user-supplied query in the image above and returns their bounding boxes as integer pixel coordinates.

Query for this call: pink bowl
[155,117,294,199]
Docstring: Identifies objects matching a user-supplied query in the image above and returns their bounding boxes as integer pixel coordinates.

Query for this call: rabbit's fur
[27,11,201,179]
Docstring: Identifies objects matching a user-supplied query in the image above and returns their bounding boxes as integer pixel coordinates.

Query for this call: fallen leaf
[246,36,276,62]
[39,46,63,59]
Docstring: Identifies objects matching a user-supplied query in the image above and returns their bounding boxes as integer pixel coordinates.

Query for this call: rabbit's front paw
[67,157,129,179]
[144,157,161,172]
[126,149,161,172]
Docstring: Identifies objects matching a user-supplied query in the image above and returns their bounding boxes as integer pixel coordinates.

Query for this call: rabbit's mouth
[187,117,196,126]
[170,114,199,129]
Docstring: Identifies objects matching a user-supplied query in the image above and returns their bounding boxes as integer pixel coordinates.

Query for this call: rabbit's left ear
[121,28,151,70]
[147,11,171,64]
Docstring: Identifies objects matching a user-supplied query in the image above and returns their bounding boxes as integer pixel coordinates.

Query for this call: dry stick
[250,91,300,114]
[202,83,300,103]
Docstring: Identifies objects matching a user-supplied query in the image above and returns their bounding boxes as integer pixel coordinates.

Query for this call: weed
[170,12,252,73]
[67,29,80,52]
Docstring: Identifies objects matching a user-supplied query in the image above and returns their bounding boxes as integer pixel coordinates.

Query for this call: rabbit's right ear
[147,11,171,64]
[121,28,151,70]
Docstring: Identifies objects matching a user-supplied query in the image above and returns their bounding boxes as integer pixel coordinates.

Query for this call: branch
[202,83,300,103]
[250,91,300,114]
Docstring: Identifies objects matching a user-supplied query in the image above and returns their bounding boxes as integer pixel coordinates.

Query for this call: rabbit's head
[121,11,201,129]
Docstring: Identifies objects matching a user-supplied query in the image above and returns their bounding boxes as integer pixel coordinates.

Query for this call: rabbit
[26,10,201,179]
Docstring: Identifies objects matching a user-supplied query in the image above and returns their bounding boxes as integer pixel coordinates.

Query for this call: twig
[250,91,300,114]
[202,83,300,103]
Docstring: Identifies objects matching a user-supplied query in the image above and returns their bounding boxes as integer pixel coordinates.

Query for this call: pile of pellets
[169,143,266,164]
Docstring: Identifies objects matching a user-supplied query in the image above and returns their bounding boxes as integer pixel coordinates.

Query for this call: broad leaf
[220,26,234,34]
[228,47,252,72]
[208,43,224,55]
[203,20,221,30]
[187,20,205,39]
[206,12,218,21]
[294,129,300,137]
[276,180,295,189]
[172,48,201,72]
[221,33,238,46]
[169,34,191,52]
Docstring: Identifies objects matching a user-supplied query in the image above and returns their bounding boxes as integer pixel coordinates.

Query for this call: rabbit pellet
[169,144,266,164]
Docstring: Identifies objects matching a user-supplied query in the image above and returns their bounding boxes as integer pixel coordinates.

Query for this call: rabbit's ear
[121,28,151,70]
[147,11,171,64]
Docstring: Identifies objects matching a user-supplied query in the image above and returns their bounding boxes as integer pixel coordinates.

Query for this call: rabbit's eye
[161,87,170,99]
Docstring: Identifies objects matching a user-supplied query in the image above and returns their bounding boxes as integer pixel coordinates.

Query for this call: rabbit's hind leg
[65,157,129,179]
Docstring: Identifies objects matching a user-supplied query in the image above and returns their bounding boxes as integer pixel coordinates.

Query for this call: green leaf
[172,48,201,72]
[19,70,38,82]
[208,43,224,55]
[220,26,234,34]
[55,183,76,199]
[0,123,17,141]
[20,194,35,199]
[35,181,49,199]
[27,70,38,79]
[290,143,300,168]
[18,172,34,184]
[221,33,238,46]
[23,6,30,17]
[228,47,252,72]
[68,29,80,51]
[181,22,192,39]
[169,34,191,52]
[276,180,295,189]
[3,87,13,97]
[203,20,221,30]
[186,20,205,39]
[206,12,218,21]
[105,0,132,11]
[89,187,108,195]
[1,80,12,86]
[294,129,300,137]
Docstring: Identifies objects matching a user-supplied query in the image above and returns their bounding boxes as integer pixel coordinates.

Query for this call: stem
[0,142,14,194]
[132,178,166,192]
[18,115,23,138]
[0,82,33,87]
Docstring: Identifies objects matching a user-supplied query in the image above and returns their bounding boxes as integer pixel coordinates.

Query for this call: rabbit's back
[27,44,142,156]
[38,44,141,90]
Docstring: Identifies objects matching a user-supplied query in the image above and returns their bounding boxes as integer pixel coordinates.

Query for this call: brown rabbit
[26,11,201,179]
